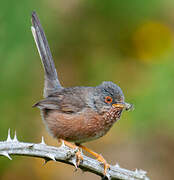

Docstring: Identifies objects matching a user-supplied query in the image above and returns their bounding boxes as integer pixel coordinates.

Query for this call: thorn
[105,173,111,180]
[48,154,56,161]
[0,152,12,160]
[114,163,120,168]
[13,131,18,142]
[139,169,147,175]
[135,168,138,174]
[40,136,46,145]
[7,128,12,142]
[60,140,65,148]
[71,157,78,169]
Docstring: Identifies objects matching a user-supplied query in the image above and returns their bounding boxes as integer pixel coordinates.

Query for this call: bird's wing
[33,94,86,114]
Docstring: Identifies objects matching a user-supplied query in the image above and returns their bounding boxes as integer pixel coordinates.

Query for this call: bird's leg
[78,144,110,175]
[59,139,83,166]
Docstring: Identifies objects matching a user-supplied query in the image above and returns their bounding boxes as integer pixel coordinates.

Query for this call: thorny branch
[0,129,150,180]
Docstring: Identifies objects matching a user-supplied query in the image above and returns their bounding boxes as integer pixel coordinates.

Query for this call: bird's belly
[41,109,117,143]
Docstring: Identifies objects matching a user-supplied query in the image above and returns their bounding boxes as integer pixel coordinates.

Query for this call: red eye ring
[105,96,113,104]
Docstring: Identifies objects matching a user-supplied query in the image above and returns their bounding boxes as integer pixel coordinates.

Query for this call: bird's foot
[96,154,110,175]
[78,144,110,175]
[59,139,83,167]
[75,149,83,166]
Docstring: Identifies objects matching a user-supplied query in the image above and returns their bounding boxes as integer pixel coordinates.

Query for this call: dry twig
[0,129,150,180]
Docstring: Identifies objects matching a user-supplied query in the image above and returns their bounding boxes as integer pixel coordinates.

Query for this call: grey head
[91,81,132,114]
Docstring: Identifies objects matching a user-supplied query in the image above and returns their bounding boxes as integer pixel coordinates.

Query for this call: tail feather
[31,11,63,97]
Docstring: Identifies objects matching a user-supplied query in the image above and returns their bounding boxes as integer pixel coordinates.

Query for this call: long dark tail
[31,11,63,98]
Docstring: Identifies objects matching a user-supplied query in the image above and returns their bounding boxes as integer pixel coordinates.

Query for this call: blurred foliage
[0,0,174,179]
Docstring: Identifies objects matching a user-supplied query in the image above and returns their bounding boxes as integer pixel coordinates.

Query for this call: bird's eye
[105,96,113,104]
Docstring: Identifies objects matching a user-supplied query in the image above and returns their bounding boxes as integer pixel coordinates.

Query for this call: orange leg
[59,139,83,166]
[78,144,110,175]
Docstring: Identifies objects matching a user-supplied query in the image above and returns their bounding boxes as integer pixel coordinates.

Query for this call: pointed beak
[112,102,134,111]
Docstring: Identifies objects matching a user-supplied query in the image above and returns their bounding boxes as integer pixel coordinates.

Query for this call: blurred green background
[0,0,174,179]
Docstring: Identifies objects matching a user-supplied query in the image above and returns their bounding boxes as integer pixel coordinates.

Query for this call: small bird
[31,11,133,175]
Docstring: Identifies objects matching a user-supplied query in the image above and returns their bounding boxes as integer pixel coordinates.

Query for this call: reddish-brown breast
[42,106,122,144]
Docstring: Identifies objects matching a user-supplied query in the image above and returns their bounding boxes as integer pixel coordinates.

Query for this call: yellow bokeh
[133,21,173,62]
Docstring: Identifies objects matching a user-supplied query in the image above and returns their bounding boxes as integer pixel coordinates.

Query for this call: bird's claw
[97,154,110,175]
[59,139,83,168]
[75,149,83,166]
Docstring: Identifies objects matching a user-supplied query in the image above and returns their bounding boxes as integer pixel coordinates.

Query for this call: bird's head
[92,81,133,119]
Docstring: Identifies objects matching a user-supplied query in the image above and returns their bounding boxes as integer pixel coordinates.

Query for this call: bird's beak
[112,103,124,109]
[112,102,134,111]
